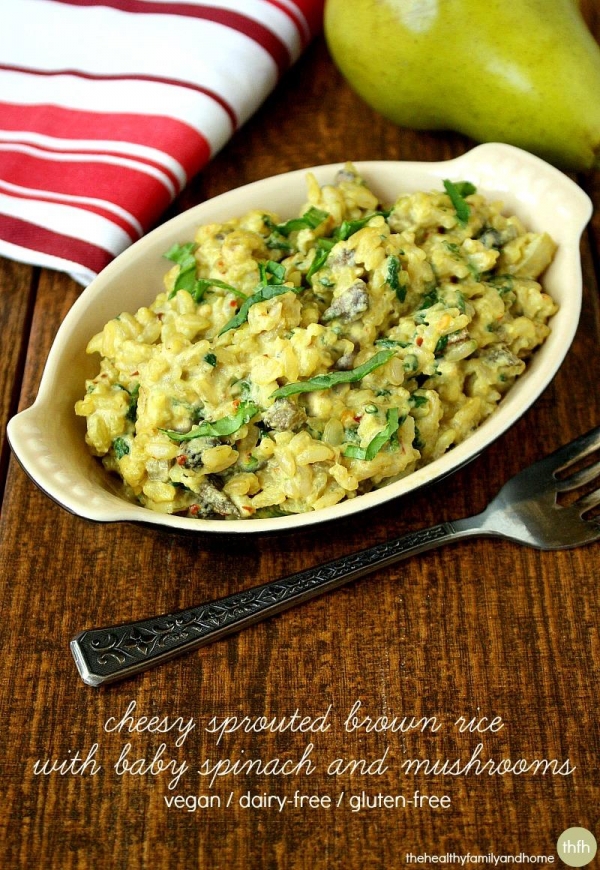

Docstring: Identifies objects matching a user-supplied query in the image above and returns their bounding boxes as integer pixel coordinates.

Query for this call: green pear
[324,0,600,170]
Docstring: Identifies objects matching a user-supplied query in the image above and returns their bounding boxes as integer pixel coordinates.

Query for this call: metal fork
[71,425,600,686]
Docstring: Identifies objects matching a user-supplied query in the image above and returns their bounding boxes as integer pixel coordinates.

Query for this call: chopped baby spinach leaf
[443,179,476,226]
[419,287,439,309]
[443,241,461,254]
[306,238,335,281]
[164,242,197,296]
[305,209,390,280]
[271,349,395,398]
[343,407,401,461]
[334,209,391,242]
[386,254,406,302]
[164,241,196,267]
[161,401,259,442]
[467,262,481,281]
[164,241,246,302]
[240,455,260,472]
[204,352,217,367]
[343,426,361,445]
[258,260,286,285]
[454,181,477,197]
[112,437,130,459]
[218,283,299,336]
[255,506,291,519]
[233,378,253,401]
[172,276,245,303]
[265,236,293,252]
[413,424,425,451]
[434,335,449,356]
[265,207,329,237]
[198,278,246,302]
[403,354,419,373]
[125,383,139,422]
[489,275,515,296]
[171,397,204,422]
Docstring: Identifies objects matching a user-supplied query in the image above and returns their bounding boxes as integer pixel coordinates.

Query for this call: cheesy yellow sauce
[75,165,557,520]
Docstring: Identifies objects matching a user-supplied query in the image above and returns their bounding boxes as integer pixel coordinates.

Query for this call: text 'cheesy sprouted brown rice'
[75,165,558,520]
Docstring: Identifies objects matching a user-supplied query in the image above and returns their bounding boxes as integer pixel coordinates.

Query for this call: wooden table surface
[2,13,600,870]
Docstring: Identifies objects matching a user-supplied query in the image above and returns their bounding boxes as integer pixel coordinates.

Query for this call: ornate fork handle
[71,518,479,686]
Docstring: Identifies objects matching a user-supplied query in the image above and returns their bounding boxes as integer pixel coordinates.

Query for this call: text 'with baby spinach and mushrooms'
[75,165,558,520]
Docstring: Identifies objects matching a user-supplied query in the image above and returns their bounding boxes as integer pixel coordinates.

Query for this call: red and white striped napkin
[0,0,324,285]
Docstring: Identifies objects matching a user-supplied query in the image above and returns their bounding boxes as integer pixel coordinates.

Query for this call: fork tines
[552,425,600,487]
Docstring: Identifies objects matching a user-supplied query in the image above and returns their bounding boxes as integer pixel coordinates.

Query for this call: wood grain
[0,259,36,496]
[1,20,599,870]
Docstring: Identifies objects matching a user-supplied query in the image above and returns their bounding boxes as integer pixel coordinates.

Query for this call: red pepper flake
[176,455,187,465]
[354,415,362,423]
[229,300,238,307]
[232,398,240,408]
[416,336,423,346]
[189,504,200,516]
